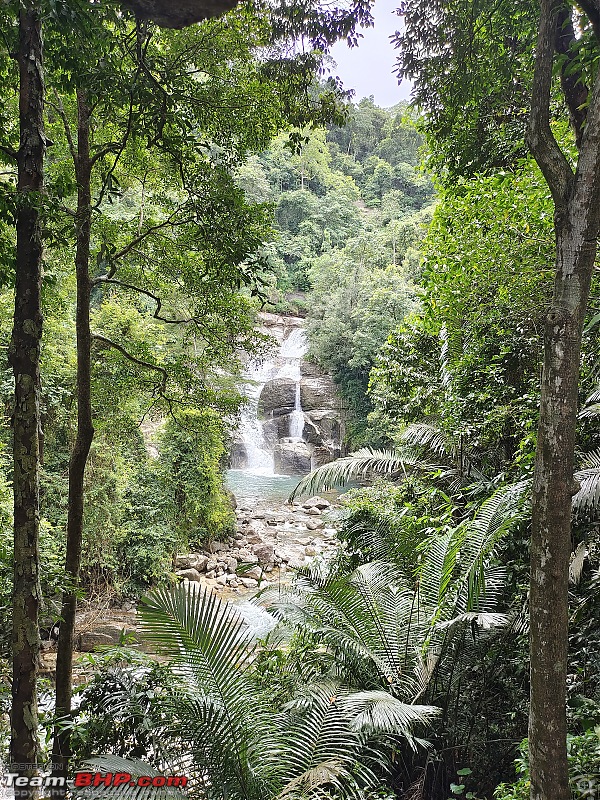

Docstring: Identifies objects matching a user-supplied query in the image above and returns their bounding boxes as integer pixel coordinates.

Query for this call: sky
[326,0,412,109]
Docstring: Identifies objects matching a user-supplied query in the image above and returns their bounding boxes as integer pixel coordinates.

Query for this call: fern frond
[573,450,600,518]
[289,448,443,500]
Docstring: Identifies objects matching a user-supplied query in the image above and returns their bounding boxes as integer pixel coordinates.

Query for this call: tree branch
[571,47,600,234]
[91,92,135,211]
[91,210,191,280]
[49,89,77,166]
[0,143,18,162]
[578,0,600,40]
[92,278,199,324]
[89,142,125,168]
[556,5,589,147]
[91,333,167,394]
[527,0,575,205]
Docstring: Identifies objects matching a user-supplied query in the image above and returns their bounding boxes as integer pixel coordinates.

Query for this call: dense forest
[1,2,600,800]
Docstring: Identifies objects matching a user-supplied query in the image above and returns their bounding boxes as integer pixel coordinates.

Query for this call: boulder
[226,557,238,573]
[273,440,312,474]
[258,378,296,417]
[301,416,323,446]
[253,543,274,565]
[190,555,209,572]
[312,446,340,467]
[208,540,228,553]
[300,377,338,411]
[79,632,115,652]
[176,568,203,582]
[174,555,192,569]
[240,577,259,589]
[299,360,323,378]
[303,496,331,510]
[304,410,342,443]
[244,565,263,580]
[78,624,134,651]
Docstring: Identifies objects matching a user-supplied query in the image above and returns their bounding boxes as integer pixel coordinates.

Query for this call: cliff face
[231,313,345,475]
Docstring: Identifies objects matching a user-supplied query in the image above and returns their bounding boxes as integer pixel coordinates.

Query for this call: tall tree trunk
[51,91,94,792]
[9,4,45,798]
[527,4,600,798]
[529,216,596,800]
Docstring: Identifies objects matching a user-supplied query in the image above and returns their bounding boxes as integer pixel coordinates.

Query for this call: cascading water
[234,321,308,476]
[289,382,304,439]
[236,358,275,473]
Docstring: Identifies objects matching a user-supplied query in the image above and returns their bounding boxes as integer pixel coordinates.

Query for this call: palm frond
[399,423,450,458]
[342,690,439,735]
[289,448,443,500]
[569,541,587,585]
[138,584,275,800]
[78,756,184,800]
[269,684,385,800]
[573,449,600,518]
[578,387,600,418]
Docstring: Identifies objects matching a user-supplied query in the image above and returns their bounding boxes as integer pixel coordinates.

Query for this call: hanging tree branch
[92,277,199,324]
[527,0,574,206]
[91,333,168,394]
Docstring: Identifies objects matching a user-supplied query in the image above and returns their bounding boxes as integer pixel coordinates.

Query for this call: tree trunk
[529,216,597,800]
[51,91,94,793]
[9,4,45,798]
[526,3,600,797]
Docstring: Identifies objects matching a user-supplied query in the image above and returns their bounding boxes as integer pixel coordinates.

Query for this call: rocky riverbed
[39,493,341,678]
[174,493,340,596]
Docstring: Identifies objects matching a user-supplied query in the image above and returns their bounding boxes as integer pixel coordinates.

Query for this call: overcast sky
[326,0,412,109]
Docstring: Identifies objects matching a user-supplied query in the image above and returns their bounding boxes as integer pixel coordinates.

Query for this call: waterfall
[236,357,275,473]
[289,382,304,439]
[235,320,308,475]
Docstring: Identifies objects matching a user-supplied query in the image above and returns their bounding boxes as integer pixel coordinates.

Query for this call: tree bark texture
[528,4,600,799]
[9,5,45,798]
[51,91,94,793]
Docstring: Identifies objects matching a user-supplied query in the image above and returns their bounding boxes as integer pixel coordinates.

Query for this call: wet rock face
[121,0,240,28]
[258,378,296,417]
[300,377,338,411]
[274,440,312,474]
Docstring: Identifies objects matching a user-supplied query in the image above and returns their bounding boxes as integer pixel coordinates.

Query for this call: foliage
[368,160,558,474]
[71,652,177,765]
[131,583,428,800]
[393,0,538,179]
[158,410,235,548]
[493,730,600,800]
